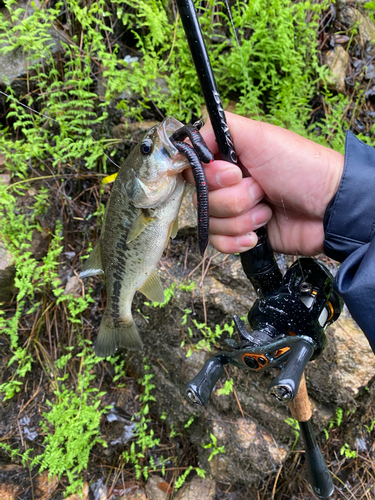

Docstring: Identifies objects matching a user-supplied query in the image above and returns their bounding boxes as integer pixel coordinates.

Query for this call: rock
[31,229,50,260]
[334,34,351,44]
[337,6,375,45]
[0,241,16,302]
[0,2,66,94]
[178,184,198,232]
[34,471,59,500]
[64,276,82,297]
[0,266,16,302]
[324,46,349,93]
[112,121,159,139]
[0,172,10,185]
[120,489,148,500]
[306,314,375,405]
[178,476,216,500]
[90,478,107,500]
[65,482,89,500]
[0,483,19,500]
[203,417,287,484]
[144,475,170,500]
[0,241,13,270]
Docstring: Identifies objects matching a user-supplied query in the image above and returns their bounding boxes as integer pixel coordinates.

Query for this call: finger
[210,203,272,235]
[184,159,242,190]
[193,177,265,218]
[209,232,258,254]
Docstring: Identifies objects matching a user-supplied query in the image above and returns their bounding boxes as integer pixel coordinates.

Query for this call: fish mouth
[158,117,186,166]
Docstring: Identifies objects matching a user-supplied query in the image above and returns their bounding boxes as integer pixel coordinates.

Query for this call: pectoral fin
[79,242,104,278]
[127,210,155,244]
[139,270,165,303]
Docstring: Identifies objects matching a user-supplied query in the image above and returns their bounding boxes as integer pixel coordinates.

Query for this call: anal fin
[139,270,165,303]
[80,242,104,278]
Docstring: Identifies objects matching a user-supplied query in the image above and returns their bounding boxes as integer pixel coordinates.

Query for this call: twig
[17,381,42,418]
[159,261,178,284]
[200,251,220,287]
[187,256,205,279]
[271,464,283,499]
[224,366,245,420]
[201,284,207,325]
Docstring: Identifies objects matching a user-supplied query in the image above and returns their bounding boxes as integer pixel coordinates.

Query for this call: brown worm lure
[170,124,213,255]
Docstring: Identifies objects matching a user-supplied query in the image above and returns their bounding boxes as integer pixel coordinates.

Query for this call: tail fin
[94,316,143,358]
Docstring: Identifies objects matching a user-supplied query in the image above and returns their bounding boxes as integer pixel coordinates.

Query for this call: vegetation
[202,432,226,462]
[0,0,374,497]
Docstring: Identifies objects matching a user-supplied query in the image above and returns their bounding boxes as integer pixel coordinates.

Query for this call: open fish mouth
[158,117,187,167]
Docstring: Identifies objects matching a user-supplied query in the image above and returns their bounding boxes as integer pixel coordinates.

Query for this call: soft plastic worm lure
[170,124,213,254]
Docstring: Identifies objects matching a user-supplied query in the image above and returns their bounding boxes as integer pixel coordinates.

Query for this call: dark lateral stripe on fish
[172,140,209,255]
[110,235,130,323]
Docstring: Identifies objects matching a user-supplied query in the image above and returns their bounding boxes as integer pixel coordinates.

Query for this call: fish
[80,117,192,358]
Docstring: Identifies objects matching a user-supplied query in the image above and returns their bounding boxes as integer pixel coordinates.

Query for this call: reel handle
[268,339,314,402]
[289,375,334,499]
[186,355,226,406]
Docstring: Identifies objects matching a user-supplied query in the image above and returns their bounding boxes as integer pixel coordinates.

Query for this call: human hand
[184,112,344,256]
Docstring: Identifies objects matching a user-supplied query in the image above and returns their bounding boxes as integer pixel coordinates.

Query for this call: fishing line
[223,0,261,125]
[221,2,305,276]
[0,90,122,171]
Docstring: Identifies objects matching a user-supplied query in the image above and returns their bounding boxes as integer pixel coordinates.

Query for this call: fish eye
[140,138,153,156]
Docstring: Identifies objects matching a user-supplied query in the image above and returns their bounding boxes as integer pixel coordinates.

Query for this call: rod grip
[288,375,334,499]
[288,374,312,422]
[299,420,334,499]
[240,227,283,295]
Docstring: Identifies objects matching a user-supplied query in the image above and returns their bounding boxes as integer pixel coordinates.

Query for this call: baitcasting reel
[186,227,343,407]
[185,228,344,498]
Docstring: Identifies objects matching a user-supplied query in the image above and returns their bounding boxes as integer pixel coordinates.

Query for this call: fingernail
[236,233,257,250]
[252,207,272,228]
[249,183,263,204]
[216,167,241,187]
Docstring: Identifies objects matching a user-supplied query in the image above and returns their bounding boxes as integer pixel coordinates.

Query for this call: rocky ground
[1,0,375,499]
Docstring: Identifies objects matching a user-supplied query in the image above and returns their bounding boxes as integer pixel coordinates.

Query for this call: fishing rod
[175,0,343,498]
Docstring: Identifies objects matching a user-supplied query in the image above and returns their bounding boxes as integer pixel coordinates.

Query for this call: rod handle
[289,375,334,499]
[299,419,334,499]
[288,373,312,421]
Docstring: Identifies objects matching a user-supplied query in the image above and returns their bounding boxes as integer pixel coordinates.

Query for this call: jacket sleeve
[323,130,375,353]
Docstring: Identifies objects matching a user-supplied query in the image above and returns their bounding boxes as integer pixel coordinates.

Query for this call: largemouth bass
[80,117,191,357]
